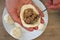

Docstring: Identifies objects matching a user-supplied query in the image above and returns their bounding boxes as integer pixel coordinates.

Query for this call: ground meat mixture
[23,8,39,24]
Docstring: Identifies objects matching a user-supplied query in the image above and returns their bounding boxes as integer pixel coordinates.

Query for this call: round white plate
[2,0,48,40]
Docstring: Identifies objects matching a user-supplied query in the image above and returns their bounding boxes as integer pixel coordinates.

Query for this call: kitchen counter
[0,0,60,40]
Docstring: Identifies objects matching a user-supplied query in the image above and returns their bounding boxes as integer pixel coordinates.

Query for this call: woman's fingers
[45,0,60,9]
[53,0,60,5]
[48,5,60,9]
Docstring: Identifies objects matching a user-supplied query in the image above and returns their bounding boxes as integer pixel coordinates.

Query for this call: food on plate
[4,14,14,24]
[10,27,22,39]
[20,4,40,28]
[19,4,45,31]
[23,8,39,24]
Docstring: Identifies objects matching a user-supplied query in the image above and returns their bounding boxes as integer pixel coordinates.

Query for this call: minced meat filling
[23,8,39,24]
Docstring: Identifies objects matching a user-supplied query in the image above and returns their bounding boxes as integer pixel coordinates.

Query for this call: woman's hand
[6,0,23,24]
[45,0,60,10]
[6,0,32,24]
[6,0,44,31]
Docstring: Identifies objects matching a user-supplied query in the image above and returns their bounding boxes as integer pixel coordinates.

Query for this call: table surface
[0,0,60,40]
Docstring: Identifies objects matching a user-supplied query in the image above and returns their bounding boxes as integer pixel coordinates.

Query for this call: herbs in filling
[23,8,39,24]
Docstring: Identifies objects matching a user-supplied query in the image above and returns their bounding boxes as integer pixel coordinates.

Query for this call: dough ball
[4,14,14,24]
[10,27,22,39]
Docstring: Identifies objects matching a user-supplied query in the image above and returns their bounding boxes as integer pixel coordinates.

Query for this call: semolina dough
[10,27,22,39]
[20,4,40,28]
[4,14,14,24]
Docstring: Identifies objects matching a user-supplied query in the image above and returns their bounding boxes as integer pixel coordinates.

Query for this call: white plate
[2,0,48,40]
